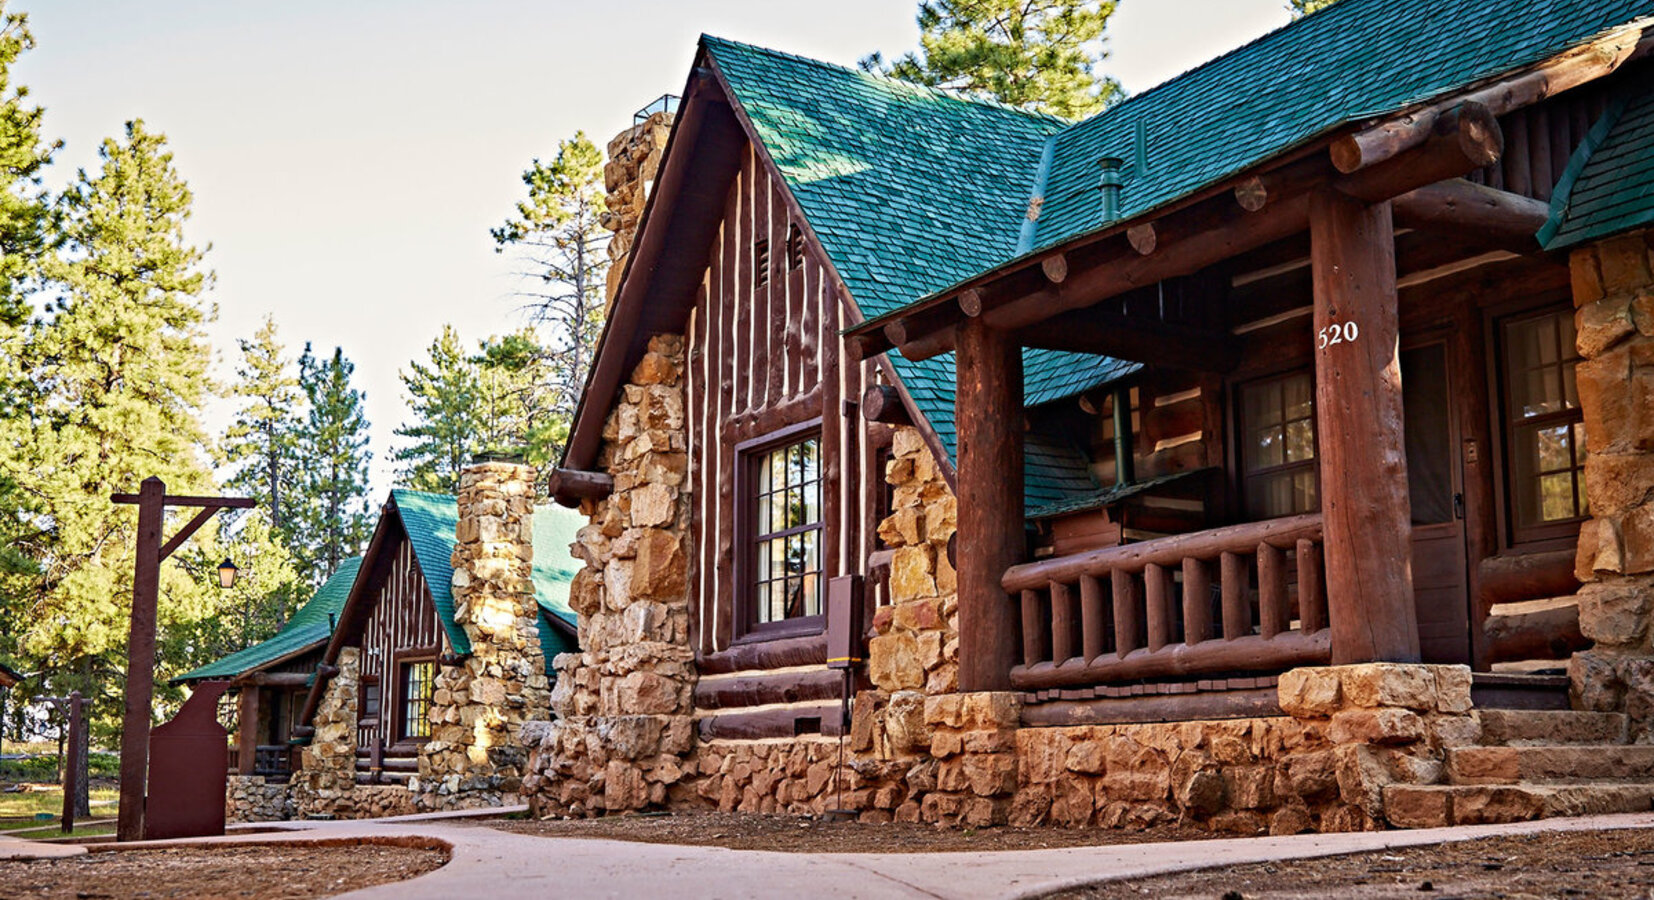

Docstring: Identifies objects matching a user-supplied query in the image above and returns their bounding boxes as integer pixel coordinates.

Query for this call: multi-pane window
[751,437,823,625]
[400,661,434,740]
[1241,372,1318,519]
[1500,308,1588,539]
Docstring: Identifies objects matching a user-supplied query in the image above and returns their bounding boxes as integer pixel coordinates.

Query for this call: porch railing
[1002,513,1331,690]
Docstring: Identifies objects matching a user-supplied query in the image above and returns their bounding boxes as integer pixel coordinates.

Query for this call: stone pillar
[293,647,361,817]
[417,459,552,809]
[868,426,959,694]
[1566,228,1654,736]
[521,335,698,817]
[601,110,674,310]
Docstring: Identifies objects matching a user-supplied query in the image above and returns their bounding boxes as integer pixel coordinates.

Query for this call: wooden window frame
[1487,297,1588,551]
[358,675,381,728]
[733,418,826,644]
[393,652,437,745]
[1233,368,1320,520]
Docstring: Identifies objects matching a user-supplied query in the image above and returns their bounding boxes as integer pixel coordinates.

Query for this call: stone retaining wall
[226,775,293,824]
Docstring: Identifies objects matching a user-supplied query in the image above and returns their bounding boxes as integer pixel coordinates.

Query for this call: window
[1499,307,1587,542]
[399,661,434,741]
[359,676,381,724]
[746,432,824,629]
[1240,372,1318,519]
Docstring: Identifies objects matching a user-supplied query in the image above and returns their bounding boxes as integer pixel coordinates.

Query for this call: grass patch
[0,787,118,822]
[0,751,119,781]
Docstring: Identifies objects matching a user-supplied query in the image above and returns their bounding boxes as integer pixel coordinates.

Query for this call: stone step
[1448,744,1654,785]
[1385,782,1654,828]
[1477,709,1628,746]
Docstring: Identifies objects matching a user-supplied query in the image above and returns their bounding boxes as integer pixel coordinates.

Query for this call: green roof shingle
[1542,83,1654,250]
[702,0,1654,502]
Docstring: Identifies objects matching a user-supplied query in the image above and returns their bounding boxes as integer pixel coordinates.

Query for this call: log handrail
[1003,514,1331,689]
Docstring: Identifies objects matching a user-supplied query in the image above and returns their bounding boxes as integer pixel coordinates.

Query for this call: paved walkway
[7,808,1643,898]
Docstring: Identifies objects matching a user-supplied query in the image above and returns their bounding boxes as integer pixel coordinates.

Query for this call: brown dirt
[482,809,1211,853]
[1046,826,1654,899]
[0,841,448,900]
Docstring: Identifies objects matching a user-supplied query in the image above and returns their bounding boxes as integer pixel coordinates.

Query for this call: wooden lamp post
[110,477,253,842]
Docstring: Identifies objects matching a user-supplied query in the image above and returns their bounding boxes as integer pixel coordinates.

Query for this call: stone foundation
[1567,227,1654,738]
[225,775,294,824]
[290,648,362,817]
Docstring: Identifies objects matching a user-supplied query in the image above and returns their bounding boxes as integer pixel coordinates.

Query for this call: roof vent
[1099,157,1125,224]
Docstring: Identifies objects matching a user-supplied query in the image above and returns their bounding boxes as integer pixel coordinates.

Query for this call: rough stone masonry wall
[1568,227,1654,739]
[288,648,413,819]
[225,775,293,824]
[415,461,552,811]
[600,110,673,309]
[868,426,960,695]
[523,335,697,816]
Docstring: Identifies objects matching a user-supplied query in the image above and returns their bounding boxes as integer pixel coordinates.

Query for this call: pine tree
[0,1,54,686]
[1288,0,1338,16]
[222,316,303,535]
[475,328,558,466]
[492,133,607,458]
[861,0,1123,119]
[292,344,372,585]
[9,119,218,736]
[394,326,482,494]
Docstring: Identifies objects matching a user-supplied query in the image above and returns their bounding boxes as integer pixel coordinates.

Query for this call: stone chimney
[600,106,675,310]
[416,458,550,809]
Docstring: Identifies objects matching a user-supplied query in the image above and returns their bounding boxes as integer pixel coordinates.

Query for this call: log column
[1310,188,1420,664]
[236,687,260,776]
[955,318,1023,691]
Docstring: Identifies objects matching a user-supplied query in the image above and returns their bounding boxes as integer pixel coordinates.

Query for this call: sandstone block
[1277,667,1342,717]
[1339,663,1438,710]
[1329,708,1426,745]
[1578,580,1654,647]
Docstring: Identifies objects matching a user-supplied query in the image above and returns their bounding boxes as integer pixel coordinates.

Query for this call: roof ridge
[700,33,1072,127]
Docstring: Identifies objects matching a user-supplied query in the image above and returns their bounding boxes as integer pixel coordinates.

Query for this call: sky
[15,0,1293,495]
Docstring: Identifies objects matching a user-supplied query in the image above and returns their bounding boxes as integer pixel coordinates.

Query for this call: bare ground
[482,810,1212,853]
[0,841,448,900]
[1045,826,1654,899]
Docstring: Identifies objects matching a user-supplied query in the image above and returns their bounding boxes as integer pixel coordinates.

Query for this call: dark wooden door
[1402,342,1473,665]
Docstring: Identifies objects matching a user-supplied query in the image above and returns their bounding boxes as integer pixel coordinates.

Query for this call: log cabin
[182,480,582,820]
[531,0,1654,832]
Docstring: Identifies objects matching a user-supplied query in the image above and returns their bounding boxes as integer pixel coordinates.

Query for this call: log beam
[861,384,912,426]
[1336,102,1503,203]
[954,319,1023,692]
[1310,188,1420,664]
[1391,178,1549,251]
[1016,307,1241,372]
[548,468,613,508]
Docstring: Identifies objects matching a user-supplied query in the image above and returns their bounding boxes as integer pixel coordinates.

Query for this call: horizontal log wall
[683,142,888,737]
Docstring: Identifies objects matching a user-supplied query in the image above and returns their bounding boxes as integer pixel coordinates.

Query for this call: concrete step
[1448,744,1654,785]
[1385,782,1654,828]
[1477,709,1628,746]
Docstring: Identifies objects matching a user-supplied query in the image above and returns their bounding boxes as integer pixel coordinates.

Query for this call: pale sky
[16,0,1293,495]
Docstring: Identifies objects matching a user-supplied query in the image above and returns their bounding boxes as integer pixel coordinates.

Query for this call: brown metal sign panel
[144,680,230,841]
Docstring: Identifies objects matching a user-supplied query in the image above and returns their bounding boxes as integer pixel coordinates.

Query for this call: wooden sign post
[111,477,253,842]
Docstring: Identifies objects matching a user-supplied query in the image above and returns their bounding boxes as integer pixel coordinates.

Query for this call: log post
[1310,189,1420,664]
[954,319,1023,691]
[237,687,260,776]
[117,476,164,844]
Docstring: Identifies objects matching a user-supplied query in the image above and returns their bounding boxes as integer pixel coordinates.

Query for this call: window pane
[1244,381,1281,429]
[1283,375,1313,421]
[748,436,826,625]
[1294,470,1317,513]
[1253,426,1284,469]
[1540,472,1575,522]
[1285,419,1315,463]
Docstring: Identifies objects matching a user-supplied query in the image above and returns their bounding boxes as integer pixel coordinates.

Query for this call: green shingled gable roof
[1542,82,1654,250]
[177,556,363,682]
[702,0,1654,492]
[703,35,1139,485]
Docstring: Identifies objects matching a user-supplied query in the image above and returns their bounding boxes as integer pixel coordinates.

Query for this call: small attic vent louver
[755,239,771,289]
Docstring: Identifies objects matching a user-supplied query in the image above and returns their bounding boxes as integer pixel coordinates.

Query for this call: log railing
[252,744,292,778]
[1001,514,1331,690]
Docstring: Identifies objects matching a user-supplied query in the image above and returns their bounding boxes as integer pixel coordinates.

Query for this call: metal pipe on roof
[1099,157,1125,223]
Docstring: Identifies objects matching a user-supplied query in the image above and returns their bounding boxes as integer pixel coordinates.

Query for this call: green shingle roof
[177,557,363,682]
[185,494,584,682]
[702,0,1654,500]
[1542,83,1654,250]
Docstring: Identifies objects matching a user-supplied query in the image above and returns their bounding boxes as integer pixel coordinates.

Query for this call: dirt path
[0,841,447,900]
[1046,826,1654,899]
[483,809,1212,852]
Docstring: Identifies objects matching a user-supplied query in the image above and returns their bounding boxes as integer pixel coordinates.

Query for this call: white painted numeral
[1318,321,1359,349]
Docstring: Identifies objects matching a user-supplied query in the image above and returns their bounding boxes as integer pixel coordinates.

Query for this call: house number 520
[1318,321,1360,348]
